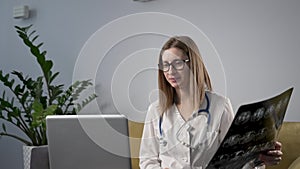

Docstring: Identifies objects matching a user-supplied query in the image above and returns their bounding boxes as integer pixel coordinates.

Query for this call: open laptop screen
[46,115,132,169]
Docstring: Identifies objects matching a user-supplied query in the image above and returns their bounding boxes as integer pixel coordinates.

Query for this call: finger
[274,141,282,150]
[265,160,281,166]
[259,154,282,166]
[265,156,282,162]
[265,158,281,166]
[267,150,283,157]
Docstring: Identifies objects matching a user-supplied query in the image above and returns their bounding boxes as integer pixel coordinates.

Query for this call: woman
[139,36,282,169]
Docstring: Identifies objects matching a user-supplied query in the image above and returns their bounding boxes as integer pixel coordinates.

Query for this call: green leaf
[9,109,19,118]
[36,52,45,64]
[16,30,27,39]
[10,97,15,105]
[37,42,43,48]
[12,71,25,82]
[14,84,21,95]
[1,99,12,108]
[54,107,63,115]
[28,30,36,38]
[32,111,43,128]
[22,38,32,48]
[50,72,59,83]
[32,100,43,113]
[41,51,47,57]
[14,25,23,31]
[31,35,39,43]
[45,105,57,116]
[30,46,41,58]
[20,92,29,105]
[44,60,53,72]
[7,79,15,88]
[5,25,98,146]
[22,24,33,33]
[40,96,47,108]
[4,74,9,81]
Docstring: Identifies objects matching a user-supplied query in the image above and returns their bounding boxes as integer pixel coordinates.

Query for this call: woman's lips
[168,77,178,83]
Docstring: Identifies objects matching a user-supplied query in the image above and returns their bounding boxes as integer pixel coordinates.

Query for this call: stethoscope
[159,93,211,147]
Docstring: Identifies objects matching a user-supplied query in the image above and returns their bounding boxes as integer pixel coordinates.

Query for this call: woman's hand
[259,141,283,166]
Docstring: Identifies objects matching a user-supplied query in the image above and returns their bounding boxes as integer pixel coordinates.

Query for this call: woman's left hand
[259,141,283,166]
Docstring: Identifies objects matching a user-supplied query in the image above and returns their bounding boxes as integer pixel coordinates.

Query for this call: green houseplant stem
[0,25,97,146]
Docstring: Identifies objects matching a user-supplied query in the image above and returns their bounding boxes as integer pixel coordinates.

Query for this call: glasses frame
[158,59,190,72]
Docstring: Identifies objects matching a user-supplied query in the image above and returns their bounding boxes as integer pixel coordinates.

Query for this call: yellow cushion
[267,122,300,169]
[288,156,300,169]
[128,120,144,169]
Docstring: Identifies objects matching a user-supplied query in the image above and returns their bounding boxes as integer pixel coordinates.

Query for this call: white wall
[1,0,300,168]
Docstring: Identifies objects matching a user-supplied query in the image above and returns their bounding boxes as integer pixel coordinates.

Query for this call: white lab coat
[139,91,263,169]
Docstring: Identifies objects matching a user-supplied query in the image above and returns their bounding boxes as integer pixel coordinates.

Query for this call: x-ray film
[206,87,293,169]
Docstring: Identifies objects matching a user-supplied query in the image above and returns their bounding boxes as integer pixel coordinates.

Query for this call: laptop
[46,114,132,169]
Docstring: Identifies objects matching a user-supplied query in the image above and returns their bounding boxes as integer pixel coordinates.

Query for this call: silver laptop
[46,114,132,169]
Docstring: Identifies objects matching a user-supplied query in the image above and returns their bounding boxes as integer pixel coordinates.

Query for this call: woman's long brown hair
[158,36,212,115]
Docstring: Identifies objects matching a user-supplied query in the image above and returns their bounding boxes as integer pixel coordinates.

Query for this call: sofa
[128,121,144,169]
[128,121,300,169]
[267,122,300,169]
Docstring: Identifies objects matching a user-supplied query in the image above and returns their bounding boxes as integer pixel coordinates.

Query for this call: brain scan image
[239,131,255,144]
[251,107,265,122]
[265,104,275,118]
[256,127,268,141]
[235,111,251,125]
[275,100,283,113]
[207,88,293,169]
[218,154,230,161]
[223,134,241,147]
[233,150,244,159]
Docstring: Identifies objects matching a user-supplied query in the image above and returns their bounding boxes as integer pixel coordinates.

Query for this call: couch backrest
[128,121,144,169]
[128,121,300,169]
[267,122,300,169]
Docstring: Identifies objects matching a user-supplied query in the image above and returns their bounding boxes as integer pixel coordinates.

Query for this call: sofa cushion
[288,156,300,169]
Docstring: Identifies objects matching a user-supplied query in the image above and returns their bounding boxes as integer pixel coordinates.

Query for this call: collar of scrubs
[159,92,211,136]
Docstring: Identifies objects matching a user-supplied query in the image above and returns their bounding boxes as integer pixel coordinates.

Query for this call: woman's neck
[175,87,194,121]
[175,87,191,104]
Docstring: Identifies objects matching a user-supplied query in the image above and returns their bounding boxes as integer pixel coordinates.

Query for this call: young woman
[139,36,282,169]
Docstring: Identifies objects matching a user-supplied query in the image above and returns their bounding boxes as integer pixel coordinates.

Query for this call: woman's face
[161,47,190,89]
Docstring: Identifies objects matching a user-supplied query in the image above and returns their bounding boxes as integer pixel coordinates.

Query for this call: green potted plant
[0,25,97,169]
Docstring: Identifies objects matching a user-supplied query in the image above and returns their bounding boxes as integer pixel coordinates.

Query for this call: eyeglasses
[158,59,190,72]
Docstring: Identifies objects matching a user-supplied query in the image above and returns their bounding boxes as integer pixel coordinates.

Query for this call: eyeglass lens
[161,59,187,72]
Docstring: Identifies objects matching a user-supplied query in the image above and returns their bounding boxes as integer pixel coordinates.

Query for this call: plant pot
[23,145,50,169]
